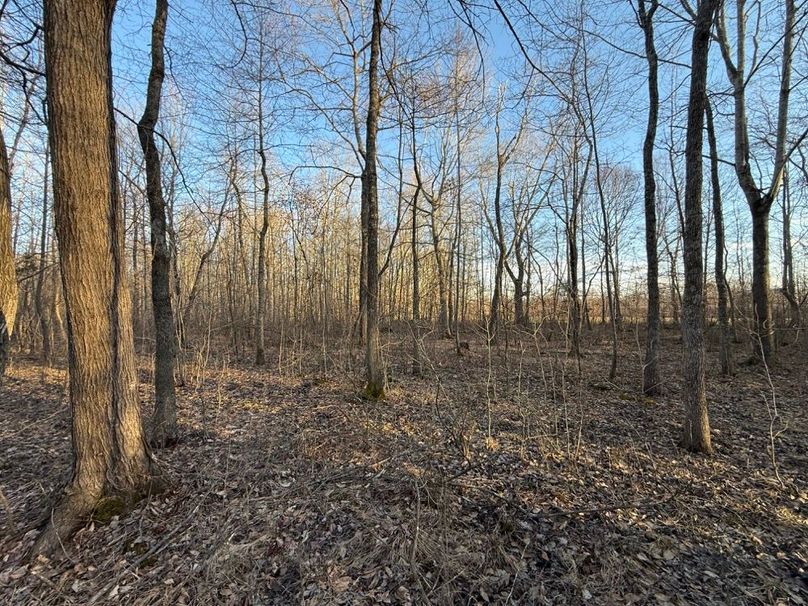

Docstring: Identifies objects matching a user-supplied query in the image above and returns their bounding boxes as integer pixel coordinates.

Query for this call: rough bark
[639,0,661,395]
[34,0,159,556]
[137,0,177,447]
[680,0,718,454]
[0,129,18,378]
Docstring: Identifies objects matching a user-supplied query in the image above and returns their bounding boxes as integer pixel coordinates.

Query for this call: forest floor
[0,328,806,605]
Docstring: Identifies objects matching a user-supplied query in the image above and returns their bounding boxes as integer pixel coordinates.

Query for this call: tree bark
[0,129,18,378]
[35,0,159,556]
[706,98,733,375]
[138,0,177,447]
[362,0,385,398]
[411,186,422,375]
[715,0,796,363]
[680,0,718,454]
[639,0,661,395]
[35,145,52,366]
[255,27,271,366]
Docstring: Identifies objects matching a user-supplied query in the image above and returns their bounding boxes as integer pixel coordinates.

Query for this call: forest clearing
[1,330,806,604]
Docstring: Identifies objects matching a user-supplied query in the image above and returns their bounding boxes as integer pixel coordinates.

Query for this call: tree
[254,21,272,366]
[714,0,799,362]
[362,0,385,398]
[34,0,159,555]
[637,0,662,395]
[680,0,719,454]
[138,0,178,447]
[706,98,734,375]
[486,94,526,343]
[0,129,17,378]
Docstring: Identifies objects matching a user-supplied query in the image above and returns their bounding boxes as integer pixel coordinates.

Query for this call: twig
[88,504,201,604]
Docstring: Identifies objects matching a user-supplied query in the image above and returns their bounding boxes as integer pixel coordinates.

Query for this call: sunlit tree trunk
[0,129,17,378]
[34,0,158,556]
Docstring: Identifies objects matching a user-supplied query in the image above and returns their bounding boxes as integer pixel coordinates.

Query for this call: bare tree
[680,0,719,454]
[706,97,734,375]
[34,0,159,555]
[637,0,662,395]
[714,0,800,362]
[138,0,178,446]
[362,0,385,398]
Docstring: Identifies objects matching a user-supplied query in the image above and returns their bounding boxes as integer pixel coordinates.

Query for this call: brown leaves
[1,344,807,604]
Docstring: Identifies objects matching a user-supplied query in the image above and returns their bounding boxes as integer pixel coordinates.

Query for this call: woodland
[0,0,806,604]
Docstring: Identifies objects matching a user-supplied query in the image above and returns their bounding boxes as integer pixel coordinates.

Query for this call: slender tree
[680,0,719,454]
[138,0,178,446]
[362,0,385,398]
[35,145,51,365]
[255,23,272,366]
[637,0,662,395]
[706,98,733,375]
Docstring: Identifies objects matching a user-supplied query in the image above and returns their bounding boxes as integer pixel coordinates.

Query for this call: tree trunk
[680,0,718,454]
[0,129,17,379]
[750,205,772,359]
[138,0,177,447]
[35,145,52,366]
[411,187,422,375]
[706,99,733,375]
[34,0,159,556]
[255,29,271,366]
[362,0,385,398]
[431,208,451,338]
[488,167,505,344]
[781,170,799,330]
[640,0,662,395]
[715,0,795,364]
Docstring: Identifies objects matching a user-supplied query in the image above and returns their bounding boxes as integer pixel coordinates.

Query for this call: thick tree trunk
[35,0,159,556]
[138,0,177,447]
[639,0,661,395]
[0,130,18,378]
[362,0,385,398]
[750,206,773,358]
[680,0,718,454]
